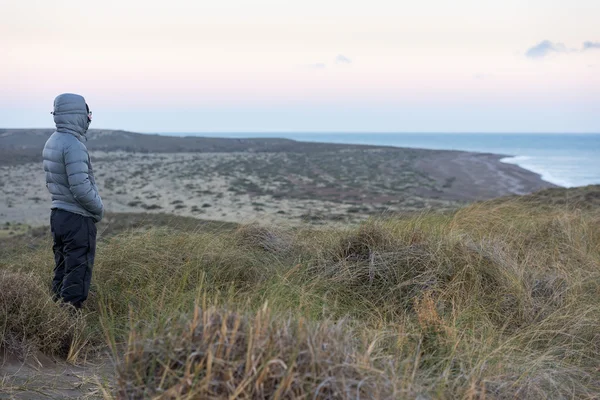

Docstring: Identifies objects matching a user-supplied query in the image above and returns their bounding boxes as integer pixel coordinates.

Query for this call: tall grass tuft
[0,271,85,360]
[118,304,398,399]
[1,190,599,398]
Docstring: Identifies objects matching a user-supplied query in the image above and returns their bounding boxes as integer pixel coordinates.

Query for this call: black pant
[50,209,97,309]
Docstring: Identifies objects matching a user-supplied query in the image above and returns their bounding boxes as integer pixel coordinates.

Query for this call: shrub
[234,223,294,255]
[117,305,394,399]
[0,271,82,359]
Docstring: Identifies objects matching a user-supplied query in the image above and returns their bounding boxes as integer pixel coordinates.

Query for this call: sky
[1,0,599,133]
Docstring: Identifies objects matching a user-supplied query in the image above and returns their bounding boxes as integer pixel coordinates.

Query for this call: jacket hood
[53,93,90,139]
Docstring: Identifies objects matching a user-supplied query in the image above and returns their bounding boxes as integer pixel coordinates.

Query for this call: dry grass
[0,271,85,361]
[118,305,396,399]
[1,190,599,398]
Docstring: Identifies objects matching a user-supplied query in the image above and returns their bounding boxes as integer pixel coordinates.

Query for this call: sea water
[165,133,600,188]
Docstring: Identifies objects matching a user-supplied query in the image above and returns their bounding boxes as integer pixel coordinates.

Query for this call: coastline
[1,151,556,229]
[499,156,569,188]
[262,132,598,189]
[414,151,557,200]
[162,131,577,189]
[0,129,558,228]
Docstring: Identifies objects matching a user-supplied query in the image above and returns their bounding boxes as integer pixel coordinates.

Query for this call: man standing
[43,93,104,309]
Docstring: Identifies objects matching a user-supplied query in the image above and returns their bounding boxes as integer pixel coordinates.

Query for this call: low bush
[118,305,395,399]
[0,271,83,359]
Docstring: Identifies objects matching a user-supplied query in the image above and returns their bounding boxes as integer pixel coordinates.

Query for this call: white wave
[500,156,576,187]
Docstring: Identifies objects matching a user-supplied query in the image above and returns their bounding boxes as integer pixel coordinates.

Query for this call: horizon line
[3,128,600,135]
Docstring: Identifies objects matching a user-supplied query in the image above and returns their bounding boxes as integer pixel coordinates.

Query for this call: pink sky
[1,0,599,132]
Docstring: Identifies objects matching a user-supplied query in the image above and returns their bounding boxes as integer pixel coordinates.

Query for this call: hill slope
[1,186,599,399]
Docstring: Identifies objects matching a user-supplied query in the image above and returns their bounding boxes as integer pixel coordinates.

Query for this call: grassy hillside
[1,187,599,399]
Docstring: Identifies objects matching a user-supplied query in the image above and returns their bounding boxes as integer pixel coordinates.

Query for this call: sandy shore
[416,151,555,200]
[0,149,556,228]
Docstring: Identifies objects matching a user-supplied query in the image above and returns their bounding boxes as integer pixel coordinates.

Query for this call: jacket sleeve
[64,143,104,220]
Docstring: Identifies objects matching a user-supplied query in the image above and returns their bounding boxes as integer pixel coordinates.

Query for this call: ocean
[163,133,600,188]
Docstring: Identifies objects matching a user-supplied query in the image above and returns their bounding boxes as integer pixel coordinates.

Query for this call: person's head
[51,93,92,137]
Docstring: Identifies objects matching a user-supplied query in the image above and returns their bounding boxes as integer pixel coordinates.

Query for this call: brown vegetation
[0,187,599,398]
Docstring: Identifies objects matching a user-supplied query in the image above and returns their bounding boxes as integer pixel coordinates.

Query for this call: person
[43,93,104,310]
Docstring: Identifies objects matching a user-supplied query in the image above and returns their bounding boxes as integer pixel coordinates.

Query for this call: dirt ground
[0,351,113,400]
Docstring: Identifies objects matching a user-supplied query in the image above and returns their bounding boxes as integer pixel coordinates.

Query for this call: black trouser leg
[50,209,97,309]
[81,224,96,304]
[51,217,66,299]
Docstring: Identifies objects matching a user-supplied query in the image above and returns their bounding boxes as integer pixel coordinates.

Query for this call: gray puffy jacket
[43,93,104,222]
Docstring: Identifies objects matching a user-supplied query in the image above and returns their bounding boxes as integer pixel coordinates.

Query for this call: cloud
[525,40,600,58]
[474,73,493,80]
[335,54,352,64]
[525,40,568,58]
[302,55,351,69]
[583,41,600,50]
